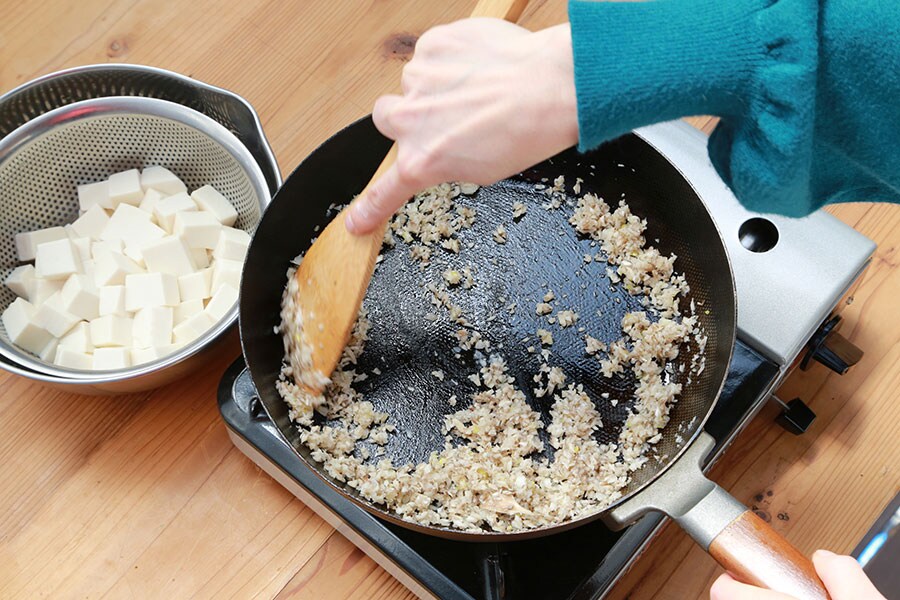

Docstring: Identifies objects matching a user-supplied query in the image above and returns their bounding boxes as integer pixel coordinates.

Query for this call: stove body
[219,121,875,600]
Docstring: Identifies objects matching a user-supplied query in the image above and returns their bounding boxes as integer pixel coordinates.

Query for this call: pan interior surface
[240,118,735,540]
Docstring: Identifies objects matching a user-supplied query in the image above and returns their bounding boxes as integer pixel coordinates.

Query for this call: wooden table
[1,1,897,598]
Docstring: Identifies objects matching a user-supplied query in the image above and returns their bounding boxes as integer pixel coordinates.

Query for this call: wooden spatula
[288,0,529,390]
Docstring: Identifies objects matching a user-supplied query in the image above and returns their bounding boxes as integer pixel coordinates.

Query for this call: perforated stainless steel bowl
[0,65,280,393]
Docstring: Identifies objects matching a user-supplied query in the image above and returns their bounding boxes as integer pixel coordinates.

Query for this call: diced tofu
[5,264,36,298]
[93,251,143,287]
[98,285,127,316]
[100,204,165,246]
[172,311,214,345]
[60,274,100,320]
[140,236,195,276]
[191,185,237,226]
[211,259,242,294]
[205,284,238,322]
[189,247,210,269]
[140,166,187,195]
[107,169,143,207]
[133,306,173,348]
[90,315,133,347]
[33,292,80,337]
[91,239,123,259]
[82,259,95,282]
[93,347,131,370]
[154,192,197,233]
[77,180,111,211]
[177,269,212,302]
[213,227,251,262]
[28,278,63,304]
[58,321,94,353]
[174,211,222,250]
[174,299,204,324]
[71,204,110,240]
[139,188,165,219]
[15,226,67,262]
[2,298,54,355]
[55,347,94,370]
[125,272,179,311]
[35,238,83,280]
[132,344,179,365]
[122,243,146,268]
[38,337,59,362]
[70,237,92,262]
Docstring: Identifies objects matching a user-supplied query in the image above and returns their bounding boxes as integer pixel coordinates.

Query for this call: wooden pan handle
[710,510,830,600]
[470,0,530,20]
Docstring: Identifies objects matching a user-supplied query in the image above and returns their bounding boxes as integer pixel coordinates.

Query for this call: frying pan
[239,117,828,599]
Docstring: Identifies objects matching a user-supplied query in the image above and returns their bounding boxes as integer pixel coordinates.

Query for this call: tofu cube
[15,226,67,262]
[174,211,222,249]
[28,278,64,304]
[132,344,179,365]
[98,285,128,316]
[174,299,204,324]
[93,347,131,370]
[60,274,100,320]
[5,264,36,298]
[107,169,144,207]
[2,298,54,355]
[212,227,251,262]
[70,237,92,262]
[91,239,124,259]
[177,269,212,302]
[35,238,83,280]
[71,204,110,240]
[90,315,133,347]
[211,259,242,295]
[122,243,146,268]
[190,247,210,269]
[100,204,165,246]
[140,236,195,276]
[77,180,111,212]
[154,192,197,233]
[133,306,174,348]
[93,251,143,287]
[33,292,81,337]
[55,347,94,370]
[205,284,238,322]
[139,188,165,219]
[140,166,187,195]
[59,321,94,353]
[39,337,59,362]
[191,185,237,226]
[172,311,214,345]
[124,272,179,311]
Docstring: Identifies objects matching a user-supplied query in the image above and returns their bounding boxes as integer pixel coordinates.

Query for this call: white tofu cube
[172,311,214,345]
[15,226,67,262]
[71,204,110,240]
[177,269,212,302]
[174,211,222,249]
[70,237,92,262]
[189,247,210,269]
[205,284,238,322]
[140,236,195,276]
[174,299,204,324]
[38,337,59,362]
[140,166,187,195]
[122,243,146,268]
[98,285,128,316]
[191,185,237,226]
[59,321,94,353]
[107,169,143,207]
[139,188,165,219]
[93,347,131,370]
[93,251,143,287]
[91,239,124,259]
[90,315,133,347]
[212,227,251,262]
[60,274,100,320]
[132,344,179,365]
[5,264,36,298]
[211,258,242,294]
[100,204,165,246]
[28,278,63,304]
[35,238,83,280]
[154,192,197,233]
[33,292,81,337]
[2,298,54,355]
[55,347,94,370]
[133,306,173,348]
[77,180,111,212]
[124,272,179,311]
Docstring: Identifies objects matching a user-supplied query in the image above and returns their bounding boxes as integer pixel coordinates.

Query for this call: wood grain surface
[0,1,898,599]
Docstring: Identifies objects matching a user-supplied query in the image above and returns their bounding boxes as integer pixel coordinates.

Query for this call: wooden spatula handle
[709,510,830,599]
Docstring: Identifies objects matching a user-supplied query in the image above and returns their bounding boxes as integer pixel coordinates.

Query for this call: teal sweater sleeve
[568,0,900,217]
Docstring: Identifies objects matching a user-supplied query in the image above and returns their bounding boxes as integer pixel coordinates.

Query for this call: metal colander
[0,73,276,389]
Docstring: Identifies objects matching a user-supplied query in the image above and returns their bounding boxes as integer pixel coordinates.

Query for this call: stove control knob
[773,396,816,435]
[801,315,863,375]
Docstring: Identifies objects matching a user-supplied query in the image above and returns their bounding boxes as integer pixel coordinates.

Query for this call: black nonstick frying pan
[239,117,828,598]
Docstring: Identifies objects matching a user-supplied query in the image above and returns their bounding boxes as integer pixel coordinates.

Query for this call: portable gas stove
[218,121,875,600]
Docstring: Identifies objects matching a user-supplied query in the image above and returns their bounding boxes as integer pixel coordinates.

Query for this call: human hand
[709,549,886,600]
[345,19,578,234]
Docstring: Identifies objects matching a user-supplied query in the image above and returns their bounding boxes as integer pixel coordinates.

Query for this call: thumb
[345,162,420,234]
[812,550,886,599]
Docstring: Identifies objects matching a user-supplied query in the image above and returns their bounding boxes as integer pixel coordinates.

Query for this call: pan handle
[604,432,830,599]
